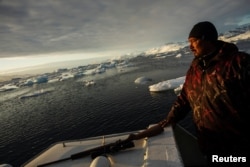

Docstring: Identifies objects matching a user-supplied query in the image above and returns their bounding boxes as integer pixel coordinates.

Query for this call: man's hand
[127,124,165,141]
[127,133,137,141]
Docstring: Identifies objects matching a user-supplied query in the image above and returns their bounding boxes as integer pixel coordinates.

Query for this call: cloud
[0,0,250,58]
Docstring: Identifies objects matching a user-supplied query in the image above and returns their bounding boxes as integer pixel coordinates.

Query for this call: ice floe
[84,67,105,75]
[174,84,184,95]
[19,89,53,99]
[83,80,96,87]
[134,76,153,84]
[20,75,49,86]
[0,84,19,92]
[149,76,185,92]
[175,53,182,58]
[33,75,48,84]
[59,73,74,81]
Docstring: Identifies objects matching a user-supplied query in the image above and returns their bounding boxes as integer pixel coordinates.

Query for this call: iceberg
[59,73,74,81]
[0,84,19,92]
[174,84,184,95]
[23,79,34,86]
[95,67,106,74]
[175,53,182,58]
[48,78,60,83]
[21,75,48,86]
[83,80,96,87]
[149,76,185,92]
[134,76,152,84]
[84,69,97,75]
[84,66,106,75]
[34,75,48,84]
[19,89,53,99]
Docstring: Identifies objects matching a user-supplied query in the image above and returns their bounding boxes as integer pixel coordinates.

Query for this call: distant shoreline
[0,56,112,82]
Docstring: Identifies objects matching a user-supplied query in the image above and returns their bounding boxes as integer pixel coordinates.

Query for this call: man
[128,21,250,163]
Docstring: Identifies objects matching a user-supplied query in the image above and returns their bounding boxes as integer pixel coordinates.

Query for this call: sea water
[0,55,194,166]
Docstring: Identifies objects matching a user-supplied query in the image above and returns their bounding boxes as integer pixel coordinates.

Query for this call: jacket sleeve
[160,74,192,127]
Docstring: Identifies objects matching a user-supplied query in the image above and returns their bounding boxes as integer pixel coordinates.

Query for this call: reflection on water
[0,56,192,166]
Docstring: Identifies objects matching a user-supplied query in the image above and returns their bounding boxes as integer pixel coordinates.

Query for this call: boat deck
[23,126,183,167]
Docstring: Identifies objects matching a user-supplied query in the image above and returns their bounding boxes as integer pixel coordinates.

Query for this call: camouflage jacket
[167,41,250,151]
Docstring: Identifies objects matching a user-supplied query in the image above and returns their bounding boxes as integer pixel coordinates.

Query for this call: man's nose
[189,43,194,50]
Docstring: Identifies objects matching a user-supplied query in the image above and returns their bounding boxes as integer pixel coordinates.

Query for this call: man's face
[188,37,207,57]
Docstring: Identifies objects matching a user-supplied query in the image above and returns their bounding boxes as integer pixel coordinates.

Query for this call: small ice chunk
[134,76,152,84]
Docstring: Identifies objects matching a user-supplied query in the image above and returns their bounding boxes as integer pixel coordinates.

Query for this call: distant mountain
[141,23,250,57]
[219,23,250,42]
[219,23,250,39]
[143,42,187,56]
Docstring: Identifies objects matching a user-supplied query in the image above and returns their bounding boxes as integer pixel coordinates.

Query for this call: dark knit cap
[189,21,218,41]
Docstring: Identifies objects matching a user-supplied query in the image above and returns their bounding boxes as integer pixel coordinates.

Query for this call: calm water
[0,55,194,166]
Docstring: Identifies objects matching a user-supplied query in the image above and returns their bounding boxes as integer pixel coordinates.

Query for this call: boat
[17,124,206,167]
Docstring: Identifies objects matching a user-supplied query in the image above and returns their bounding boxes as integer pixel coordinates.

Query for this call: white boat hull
[22,125,183,167]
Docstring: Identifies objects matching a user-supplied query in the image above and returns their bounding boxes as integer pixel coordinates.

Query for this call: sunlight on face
[188,37,213,57]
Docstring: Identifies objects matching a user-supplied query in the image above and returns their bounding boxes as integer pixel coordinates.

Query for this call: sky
[0,0,250,73]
